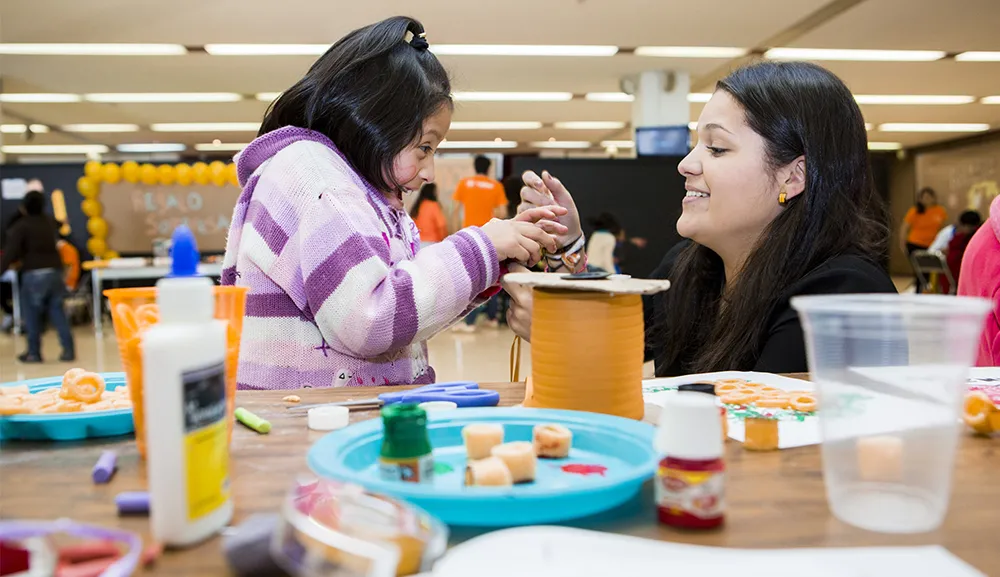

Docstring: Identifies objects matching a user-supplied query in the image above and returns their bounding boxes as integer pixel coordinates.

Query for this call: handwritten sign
[102,183,240,253]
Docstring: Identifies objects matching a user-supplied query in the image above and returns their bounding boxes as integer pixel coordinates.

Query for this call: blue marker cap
[169,224,200,277]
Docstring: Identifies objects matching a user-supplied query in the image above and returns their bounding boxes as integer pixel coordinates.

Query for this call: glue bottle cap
[169,225,200,277]
[655,391,723,460]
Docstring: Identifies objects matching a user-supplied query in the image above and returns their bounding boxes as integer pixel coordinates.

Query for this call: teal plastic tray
[0,372,135,441]
[308,408,658,526]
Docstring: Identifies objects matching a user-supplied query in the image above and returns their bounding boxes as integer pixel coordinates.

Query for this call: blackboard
[511,157,687,277]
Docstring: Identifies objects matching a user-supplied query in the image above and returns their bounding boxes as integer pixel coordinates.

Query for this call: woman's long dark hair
[409,183,438,218]
[915,187,936,214]
[259,16,451,193]
[652,61,888,375]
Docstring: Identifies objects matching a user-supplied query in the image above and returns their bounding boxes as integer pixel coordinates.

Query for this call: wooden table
[1,381,998,575]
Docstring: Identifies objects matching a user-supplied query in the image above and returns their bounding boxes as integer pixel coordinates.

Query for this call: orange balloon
[175,163,193,185]
[140,164,158,186]
[191,162,210,185]
[121,161,140,183]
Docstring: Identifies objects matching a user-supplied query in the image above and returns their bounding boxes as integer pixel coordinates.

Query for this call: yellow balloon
[104,250,121,260]
[225,163,239,187]
[210,173,226,187]
[87,238,107,258]
[191,162,210,185]
[122,161,140,183]
[84,160,102,180]
[81,199,103,218]
[209,160,226,178]
[87,217,108,239]
[101,163,121,184]
[140,164,158,186]
[157,164,177,185]
[77,177,99,199]
[175,163,193,186]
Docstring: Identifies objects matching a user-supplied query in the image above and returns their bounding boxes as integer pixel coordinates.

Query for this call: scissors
[290,381,500,412]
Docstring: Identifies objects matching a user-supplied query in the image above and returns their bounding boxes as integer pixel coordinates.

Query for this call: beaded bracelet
[544,235,587,273]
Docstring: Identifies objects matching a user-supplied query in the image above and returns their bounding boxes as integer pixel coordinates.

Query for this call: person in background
[452,155,507,228]
[410,183,447,248]
[935,210,982,294]
[958,195,1000,366]
[0,191,76,363]
[450,156,509,333]
[900,187,948,292]
[586,213,620,273]
[507,61,896,376]
[56,224,82,292]
[221,16,565,389]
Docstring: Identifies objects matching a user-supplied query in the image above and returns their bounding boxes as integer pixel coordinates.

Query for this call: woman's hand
[519,171,581,248]
[502,263,534,341]
[481,206,567,267]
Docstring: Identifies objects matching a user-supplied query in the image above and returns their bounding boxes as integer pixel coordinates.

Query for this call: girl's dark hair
[259,16,451,193]
[915,187,936,214]
[410,183,438,218]
[652,61,888,375]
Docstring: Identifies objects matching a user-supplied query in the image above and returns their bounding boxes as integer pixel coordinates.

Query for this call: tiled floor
[0,323,531,385]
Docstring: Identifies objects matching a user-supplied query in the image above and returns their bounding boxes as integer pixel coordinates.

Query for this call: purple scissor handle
[378,381,500,408]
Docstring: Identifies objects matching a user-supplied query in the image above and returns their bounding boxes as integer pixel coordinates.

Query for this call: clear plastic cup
[791,294,991,534]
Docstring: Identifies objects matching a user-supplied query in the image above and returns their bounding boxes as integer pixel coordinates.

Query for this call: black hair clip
[409,32,429,51]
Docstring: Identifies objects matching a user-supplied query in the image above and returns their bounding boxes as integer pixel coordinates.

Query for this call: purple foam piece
[115,492,149,516]
[92,450,118,484]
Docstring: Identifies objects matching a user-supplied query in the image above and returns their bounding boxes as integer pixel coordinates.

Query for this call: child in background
[222,16,566,389]
[939,210,981,294]
[410,183,447,248]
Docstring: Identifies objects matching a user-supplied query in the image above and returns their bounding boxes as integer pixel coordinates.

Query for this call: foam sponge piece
[308,405,350,431]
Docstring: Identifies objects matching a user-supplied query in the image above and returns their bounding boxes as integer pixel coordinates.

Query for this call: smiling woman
[507,61,898,376]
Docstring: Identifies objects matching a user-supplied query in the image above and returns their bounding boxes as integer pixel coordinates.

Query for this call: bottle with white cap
[143,225,232,546]
[654,392,725,529]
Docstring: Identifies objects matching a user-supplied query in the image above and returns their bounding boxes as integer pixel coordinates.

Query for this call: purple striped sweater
[222,127,500,390]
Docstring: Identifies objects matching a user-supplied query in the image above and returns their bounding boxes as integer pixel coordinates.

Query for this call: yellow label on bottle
[182,362,230,521]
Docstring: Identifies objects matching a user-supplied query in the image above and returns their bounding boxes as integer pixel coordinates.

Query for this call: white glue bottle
[143,224,232,547]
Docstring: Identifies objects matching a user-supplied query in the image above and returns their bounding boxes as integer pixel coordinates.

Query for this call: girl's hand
[502,263,534,341]
[481,210,565,266]
[518,171,582,248]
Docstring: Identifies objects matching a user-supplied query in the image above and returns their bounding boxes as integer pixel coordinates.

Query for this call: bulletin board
[916,138,1000,216]
[77,160,239,257]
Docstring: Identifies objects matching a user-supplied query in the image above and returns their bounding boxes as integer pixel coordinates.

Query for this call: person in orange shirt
[452,156,508,228]
[900,187,948,292]
[410,183,448,248]
[452,156,507,332]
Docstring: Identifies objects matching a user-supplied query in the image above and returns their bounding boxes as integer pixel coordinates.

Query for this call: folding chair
[909,250,955,295]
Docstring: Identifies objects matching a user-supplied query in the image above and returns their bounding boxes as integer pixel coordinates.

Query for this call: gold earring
[778,185,788,206]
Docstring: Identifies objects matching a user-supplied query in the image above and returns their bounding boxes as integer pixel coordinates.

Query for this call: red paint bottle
[654,392,725,529]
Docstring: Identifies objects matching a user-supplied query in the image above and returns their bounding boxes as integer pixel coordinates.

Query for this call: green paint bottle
[378,404,434,483]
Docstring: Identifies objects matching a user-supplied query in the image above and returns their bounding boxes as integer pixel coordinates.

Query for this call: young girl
[222,16,566,389]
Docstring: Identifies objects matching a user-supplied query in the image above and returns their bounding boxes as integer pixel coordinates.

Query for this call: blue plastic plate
[0,372,135,441]
[307,408,658,526]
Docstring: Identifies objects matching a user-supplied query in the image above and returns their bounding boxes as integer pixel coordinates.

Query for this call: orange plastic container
[103,286,248,458]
